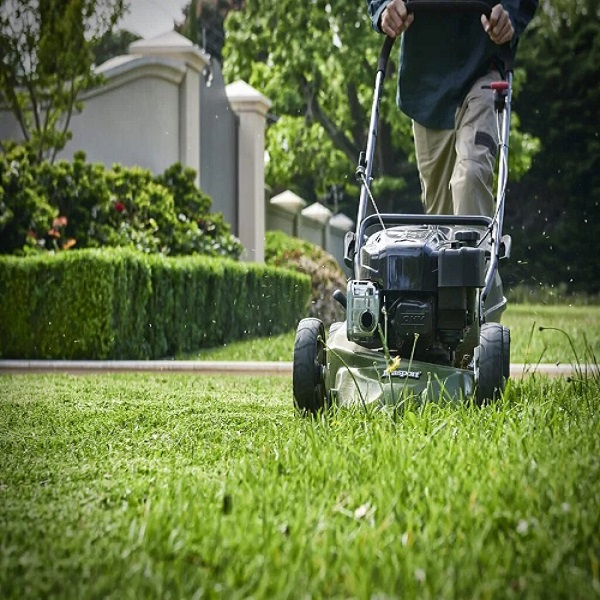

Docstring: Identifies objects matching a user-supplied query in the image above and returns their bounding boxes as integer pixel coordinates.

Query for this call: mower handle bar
[377,0,513,74]
[355,0,513,279]
[408,0,493,15]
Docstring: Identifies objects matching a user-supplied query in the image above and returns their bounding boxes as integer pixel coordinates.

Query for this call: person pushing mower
[292,0,540,413]
[366,0,538,217]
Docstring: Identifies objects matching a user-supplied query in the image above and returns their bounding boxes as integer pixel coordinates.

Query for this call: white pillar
[130,32,209,186]
[226,80,272,263]
[270,190,307,237]
[179,68,200,183]
[301,202,333,249]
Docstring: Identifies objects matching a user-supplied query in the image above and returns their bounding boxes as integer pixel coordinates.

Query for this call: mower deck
[326,322,475,406]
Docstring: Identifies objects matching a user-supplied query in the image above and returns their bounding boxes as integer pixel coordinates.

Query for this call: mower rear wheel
[293,318,327,414]
[476,322,506,405]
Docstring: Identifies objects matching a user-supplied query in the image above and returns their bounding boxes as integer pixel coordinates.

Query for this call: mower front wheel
[293,318,327,414]
[476,322,506,405]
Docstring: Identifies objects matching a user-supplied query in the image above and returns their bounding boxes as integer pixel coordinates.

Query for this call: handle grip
[406,0,492,17]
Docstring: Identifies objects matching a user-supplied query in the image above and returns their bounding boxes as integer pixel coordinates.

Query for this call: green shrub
[93,172,179,254]
[36,151,112,246]
[156,163,243,257]
[265,230,346,325]
[156,162,211,217]
[0,249,311,359]
[0,148,243,259]
[0,146,57,254]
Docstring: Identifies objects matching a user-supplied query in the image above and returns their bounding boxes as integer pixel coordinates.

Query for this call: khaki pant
[413,71,499,217]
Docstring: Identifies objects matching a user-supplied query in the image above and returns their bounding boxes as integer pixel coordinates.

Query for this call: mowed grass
[189,304,600,365]
[1,373,599,598]
[189,330,295,362]
[503,304,599,365]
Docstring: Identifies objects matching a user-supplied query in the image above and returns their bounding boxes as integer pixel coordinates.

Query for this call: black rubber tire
[476,322,505,405]
[502,326,511,382]
[293,318,327,414]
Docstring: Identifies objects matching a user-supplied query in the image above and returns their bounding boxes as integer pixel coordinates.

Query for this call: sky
[118,0,190,39]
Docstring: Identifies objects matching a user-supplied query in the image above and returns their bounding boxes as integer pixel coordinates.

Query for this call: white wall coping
[85,55,186,100]
[95,54,186,80]
[129,30,210,73]
[329,212,355,231]
[270,190,307,214]
[95,54,140,72]
[226,80,272,116]
[301,202,332,225]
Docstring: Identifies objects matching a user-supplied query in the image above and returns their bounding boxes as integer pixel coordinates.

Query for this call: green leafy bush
[0,146,57,254]
[0,249,311,359]
[0,148,243,259]
[265,230,346,326]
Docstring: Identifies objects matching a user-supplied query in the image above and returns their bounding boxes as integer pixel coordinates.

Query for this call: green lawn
[1,373,599,598]
[188,304,600,365]
[503,304,599,365]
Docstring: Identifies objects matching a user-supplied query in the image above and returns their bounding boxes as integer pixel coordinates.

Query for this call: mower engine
[346,226,486,362]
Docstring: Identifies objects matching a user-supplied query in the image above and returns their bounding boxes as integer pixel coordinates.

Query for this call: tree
[177,0,243,62]
[222,1,538,213]
[0,0,126,163]
[506,0,600,293]
[222,1,413,211]
[92,28,140,66]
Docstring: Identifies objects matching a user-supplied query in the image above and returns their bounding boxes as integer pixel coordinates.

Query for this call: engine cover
[347,225,487,356]
[359,226,485,291]
[358,227,442,291]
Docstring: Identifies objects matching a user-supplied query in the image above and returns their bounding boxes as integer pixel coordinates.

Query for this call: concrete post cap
[301,202,333,225]
[270,190,307,214]
[226,80,272,115]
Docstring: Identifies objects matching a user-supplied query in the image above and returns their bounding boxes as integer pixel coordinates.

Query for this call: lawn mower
[293,0,515,412]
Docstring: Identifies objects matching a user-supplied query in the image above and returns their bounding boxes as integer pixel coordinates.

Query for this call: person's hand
[481,4,514,44]
[380,0,414,37]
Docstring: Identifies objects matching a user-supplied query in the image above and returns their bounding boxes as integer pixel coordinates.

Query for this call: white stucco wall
[266,205,294,236]
[61,69,181,172]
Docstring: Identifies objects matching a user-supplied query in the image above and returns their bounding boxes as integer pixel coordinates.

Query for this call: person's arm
[366,0,414,36]
[366,0,391,33]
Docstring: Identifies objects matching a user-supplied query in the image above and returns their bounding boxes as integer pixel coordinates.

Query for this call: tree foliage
[222,0,538,213]
[506,0,600,292]
[176,0,243,62]
[222,0,416,211]
[92,28,140,66]
[0,0,126,163]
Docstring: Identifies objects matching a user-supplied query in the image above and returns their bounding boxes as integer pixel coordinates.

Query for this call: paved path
[0,360,596,379]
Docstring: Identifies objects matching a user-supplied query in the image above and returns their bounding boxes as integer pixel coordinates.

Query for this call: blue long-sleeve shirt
[366,0,538,129]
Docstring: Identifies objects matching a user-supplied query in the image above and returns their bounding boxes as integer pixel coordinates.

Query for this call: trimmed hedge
[0,249,311,359]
